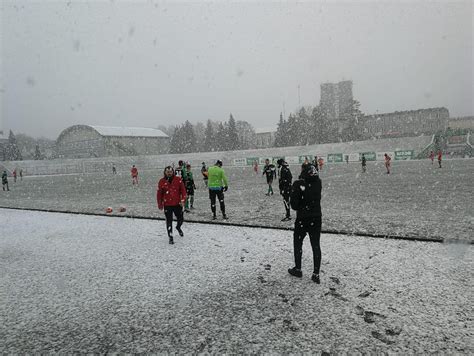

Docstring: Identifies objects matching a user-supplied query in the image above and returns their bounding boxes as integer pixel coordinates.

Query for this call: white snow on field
[0,209,472,353]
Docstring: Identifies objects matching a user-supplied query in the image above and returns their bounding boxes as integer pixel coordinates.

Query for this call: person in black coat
[277,159,292,221]
[288,163,322,284]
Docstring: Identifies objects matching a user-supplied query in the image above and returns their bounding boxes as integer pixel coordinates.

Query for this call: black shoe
[288,267,302,278]
[168,233,174,244]
[311,273,320,284]
[281,216,291,222]
[265,193,270,196]
[212,215,217,220]
[176,227,184,237]
[222,214,228,220]
[184,209,191,213]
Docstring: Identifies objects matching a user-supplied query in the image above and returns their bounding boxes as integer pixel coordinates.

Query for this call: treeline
[161,114,257,154]
[275,100,364,147]
[1,130,55,161]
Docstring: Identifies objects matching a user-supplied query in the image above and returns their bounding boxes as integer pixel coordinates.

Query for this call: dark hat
[276,158,285,166]
[216,159,223,166]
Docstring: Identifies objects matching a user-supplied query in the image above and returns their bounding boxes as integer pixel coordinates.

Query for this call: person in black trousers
[288,163,322,284]
[277,158,292,221]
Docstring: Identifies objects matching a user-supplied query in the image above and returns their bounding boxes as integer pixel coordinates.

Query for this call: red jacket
[131,167,138,177]
[157,176,187,209]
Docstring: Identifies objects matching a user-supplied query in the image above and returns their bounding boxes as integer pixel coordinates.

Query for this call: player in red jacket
[157,166,187,244]
[437,150,442,168]
[131,165,139,185]
[429,151,435,164]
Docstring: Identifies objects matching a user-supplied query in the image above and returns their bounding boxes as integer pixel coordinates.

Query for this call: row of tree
[2,101,364,161]
[1,130,51,161]
[163,114,258,154]
[274,100,364,147]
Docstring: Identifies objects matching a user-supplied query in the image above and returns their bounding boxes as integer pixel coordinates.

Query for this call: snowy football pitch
[1,158,473,241]
[0,208,471,353]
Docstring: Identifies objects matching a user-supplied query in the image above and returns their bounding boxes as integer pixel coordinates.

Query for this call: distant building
[361,107,449,138]
[55,125,169,158]
[255,127,276,148]
[320,80,353,120]
[448,116,474,131]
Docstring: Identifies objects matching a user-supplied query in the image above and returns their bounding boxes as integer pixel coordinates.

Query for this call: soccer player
[184,163,196,212]
[317,157,324,171]
[384,153,391,174]
[131,165,139,184]
[2,170,9,191]
[253,160,259,174]
[277,159,292,221]
[201,162,208,187]
[361,154,367,173]
[429,151,435,164]
[262,159,277,196]
[437,150,442,168]
[207,160,228,220]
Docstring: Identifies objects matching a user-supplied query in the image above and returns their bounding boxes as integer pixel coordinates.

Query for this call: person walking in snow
[262,158,277,196]
[437,150,442,168]
[157,166,187,244]
[184,163,196,212]
[2,170,9,191]
[12,169,17,183]
[19,169,23,181]
[112,164,117,174]
[277,158,292,222]
[207,160,228,220]
[131,165,139,184]
[288,163,322,284]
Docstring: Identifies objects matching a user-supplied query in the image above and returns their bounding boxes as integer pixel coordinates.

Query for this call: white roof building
[90,126,168,138]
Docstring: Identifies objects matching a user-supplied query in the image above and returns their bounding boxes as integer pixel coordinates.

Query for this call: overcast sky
[1,0,472,139]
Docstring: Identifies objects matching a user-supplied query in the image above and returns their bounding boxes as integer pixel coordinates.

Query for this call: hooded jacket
[290,166,322,218]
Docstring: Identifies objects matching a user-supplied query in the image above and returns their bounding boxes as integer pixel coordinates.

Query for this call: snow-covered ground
[1,159,473,241]
[0,209,471,353]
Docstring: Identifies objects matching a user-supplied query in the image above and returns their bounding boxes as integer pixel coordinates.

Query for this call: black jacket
[278,164,292,193]
[290,175,322,218]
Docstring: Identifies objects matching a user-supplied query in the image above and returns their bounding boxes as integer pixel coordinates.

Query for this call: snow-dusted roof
[255,127,277,134]
[90,126,168,138]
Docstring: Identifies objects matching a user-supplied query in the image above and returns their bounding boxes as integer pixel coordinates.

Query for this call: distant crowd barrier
[233,150,415,166]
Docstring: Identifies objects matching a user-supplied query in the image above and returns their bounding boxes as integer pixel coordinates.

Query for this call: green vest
[207,166,228,188]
